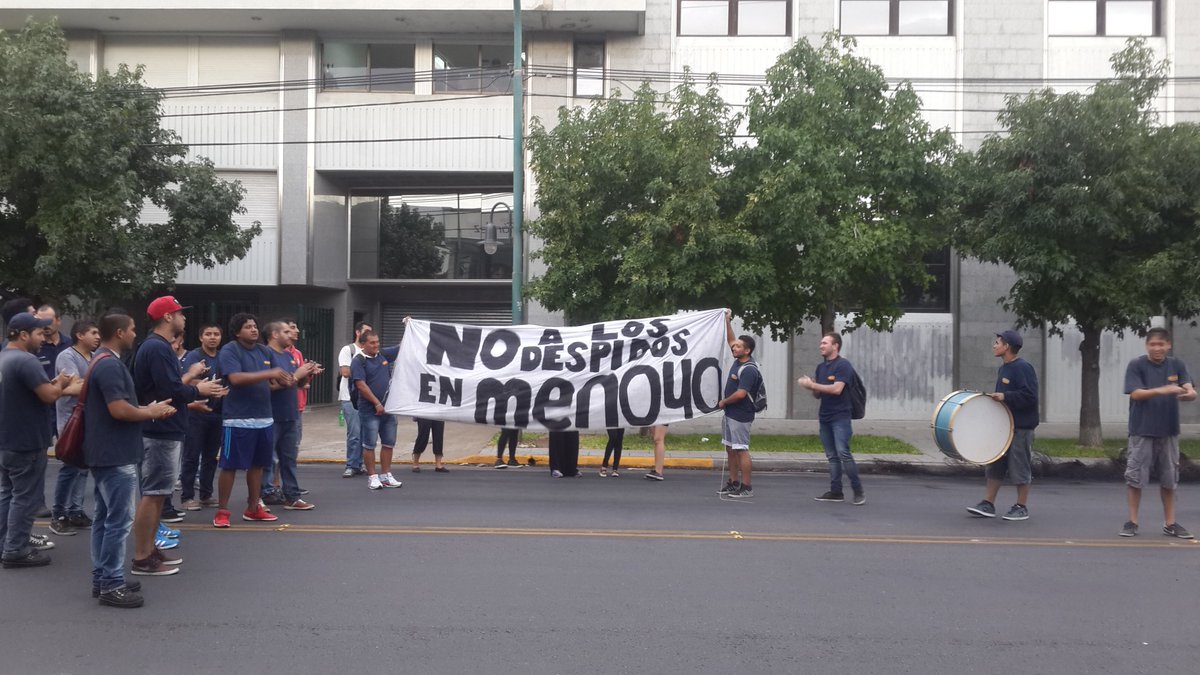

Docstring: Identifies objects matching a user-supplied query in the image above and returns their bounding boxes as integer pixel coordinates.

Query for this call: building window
[898,247,951,313]
[840,0,953,36]
[574,41,605,97]
[678,0,791,37]
[1048,0,1159,37]
[322,43,415,91]
[433,43,513,93]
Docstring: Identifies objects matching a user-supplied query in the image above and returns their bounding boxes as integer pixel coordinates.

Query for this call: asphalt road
[2,465,1197,675]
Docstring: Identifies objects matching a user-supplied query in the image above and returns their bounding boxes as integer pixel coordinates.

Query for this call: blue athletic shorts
[220,426,275,471]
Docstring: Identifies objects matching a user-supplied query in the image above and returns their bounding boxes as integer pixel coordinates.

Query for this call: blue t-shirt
[218,341,275,422]
[269,346,300,422]
[84,350,144,467]
[350,345,400,413]
[1125,355,1193,438]
[815,357,855,422]
[996,357,1039,430]
[35,331,72,379]
[181,348,223,418]
[723,359,761,423]
[133,333,197,440]
[0,347,52,451]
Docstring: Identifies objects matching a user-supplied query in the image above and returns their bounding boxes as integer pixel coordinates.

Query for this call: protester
[214,313,287,528]
[0,313,74,569]
[548,430,582,477]
[801,332,865,505]
[132,296,226,572]
[717,314,761,499]
[49,320,99,536]
[643,425,668,481]
[495,428,520,468]
[338,322,372,478]
[285,320,310,496]
[965,330,1039,522]
[1120,328,1196,538]
[33,303,70,519]
[411,418,448,473]
[180,322,224,510]
[601,429,624,477]
[260,321,321,510]
[350,331,403,490]
[85,313,176,603]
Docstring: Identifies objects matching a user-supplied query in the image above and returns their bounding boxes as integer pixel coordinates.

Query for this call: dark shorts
[984,428,1034,485]
[220,426,275,471]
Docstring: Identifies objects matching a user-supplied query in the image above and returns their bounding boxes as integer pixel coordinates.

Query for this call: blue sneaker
[157,523,180,539]
[154,534,179,550]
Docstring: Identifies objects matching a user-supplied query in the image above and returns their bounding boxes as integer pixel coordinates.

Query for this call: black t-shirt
[84,350,145,467]
[0,347,52,451]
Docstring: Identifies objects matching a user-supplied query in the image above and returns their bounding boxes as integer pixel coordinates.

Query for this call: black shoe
[28,534,55,551]
[728,486,754,499]
[93,580,141,598]
[67,513,93,528]
[814,491,844,503]
[160,509,185,523]
[261,492,286,506]
[643,471,664,481]
[2,550,51,568]
[852,491,866,506]
[49,517,76,537]
[507,458,520,467]
[967,500,997,518]
[718,481,740,495]
[1119,521,1138,537]
[98,585,144,608]
[1163,523,1194,539]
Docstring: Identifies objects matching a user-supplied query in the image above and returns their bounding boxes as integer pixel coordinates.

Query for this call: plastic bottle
[338,409,345,427]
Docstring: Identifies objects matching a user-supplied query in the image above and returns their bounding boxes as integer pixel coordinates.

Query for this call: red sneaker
[213,509,231,528]
[242,506,279,522]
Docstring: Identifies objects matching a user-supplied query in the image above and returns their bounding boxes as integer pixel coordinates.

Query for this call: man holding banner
[351,332,403,491]
[717,311,761,498]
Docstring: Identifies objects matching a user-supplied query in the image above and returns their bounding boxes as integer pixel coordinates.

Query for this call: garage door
[380,303,512,344]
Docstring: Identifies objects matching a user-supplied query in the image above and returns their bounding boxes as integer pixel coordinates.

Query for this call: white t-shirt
[337,343,362,401]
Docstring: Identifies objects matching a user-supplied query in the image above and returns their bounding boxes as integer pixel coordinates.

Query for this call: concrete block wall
[1175,0,1200,124]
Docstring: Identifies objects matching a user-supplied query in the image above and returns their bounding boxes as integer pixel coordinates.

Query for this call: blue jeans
[0,449,47,560]
[360,410,397,450]
[342,401,362,470]
[819,418,861,494]
[262,420,301,501]
[90,464,137,592]
[52,463,88,519]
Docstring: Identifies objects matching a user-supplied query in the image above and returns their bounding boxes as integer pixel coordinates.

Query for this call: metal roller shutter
[381,303,512,344]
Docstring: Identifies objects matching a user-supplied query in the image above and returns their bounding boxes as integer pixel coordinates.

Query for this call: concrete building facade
[1,0,1195,424]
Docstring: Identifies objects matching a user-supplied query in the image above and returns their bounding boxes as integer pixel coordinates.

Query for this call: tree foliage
[378,202,446,279]
[730,33,959,339]
[954,38,1200,445]
[0,20,257,310]
[526,76,761,324]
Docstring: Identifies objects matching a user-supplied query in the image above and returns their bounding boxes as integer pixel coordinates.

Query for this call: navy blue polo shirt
[35,331,72,379]
[219,341,275,421]
[996,357,1039,430]
[350,345,400,413]
[132,332,197,441]
[0,347,52,451]
[84,350,144,467]
[815,357,855,422]
[181,348,223,418]
[1125,355,1193,437]
[723,360,761,423]
[269,346,300,422]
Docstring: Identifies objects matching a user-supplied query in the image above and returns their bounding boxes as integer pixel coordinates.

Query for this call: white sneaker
[380,473,403,488]
[367,474,382,490]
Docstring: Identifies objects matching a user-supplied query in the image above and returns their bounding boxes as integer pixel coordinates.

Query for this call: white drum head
[948,395,1014,464]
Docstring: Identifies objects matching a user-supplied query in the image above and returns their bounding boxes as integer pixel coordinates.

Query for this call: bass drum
[930,390,1014,465]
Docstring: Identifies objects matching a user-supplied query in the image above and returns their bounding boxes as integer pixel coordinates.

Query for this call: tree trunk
[820,304,835,337]
[1078,324,1104,447]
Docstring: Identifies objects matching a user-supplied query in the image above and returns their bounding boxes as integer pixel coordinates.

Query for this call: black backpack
[848,370,867,420]
[739,362,768,413]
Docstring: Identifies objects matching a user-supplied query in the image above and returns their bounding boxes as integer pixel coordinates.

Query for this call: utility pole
[511,0,525,325]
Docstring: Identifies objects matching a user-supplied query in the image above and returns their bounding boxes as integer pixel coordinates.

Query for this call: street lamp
[479,202,512,256]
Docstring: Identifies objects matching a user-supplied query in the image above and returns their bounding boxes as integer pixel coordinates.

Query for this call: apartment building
[1,1,1196,421]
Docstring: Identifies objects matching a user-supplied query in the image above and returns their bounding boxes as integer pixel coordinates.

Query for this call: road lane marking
[170,523,1200,549]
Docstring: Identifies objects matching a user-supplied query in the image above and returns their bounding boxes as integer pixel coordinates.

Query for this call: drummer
[966,330,1039,521]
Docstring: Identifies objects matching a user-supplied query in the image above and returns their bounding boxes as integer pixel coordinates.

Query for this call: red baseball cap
[147,296,189,321]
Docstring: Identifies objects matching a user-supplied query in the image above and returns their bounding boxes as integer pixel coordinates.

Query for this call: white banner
[386,309,732,430]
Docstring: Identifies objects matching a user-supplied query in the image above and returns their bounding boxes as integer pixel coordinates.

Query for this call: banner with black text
[385,309,732,430]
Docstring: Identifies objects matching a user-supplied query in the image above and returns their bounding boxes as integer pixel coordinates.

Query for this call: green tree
[729,33,958,339]
[954,39,1200,447]
[526,76,762,324]
[0,20,256,310]
[378,202,446,279]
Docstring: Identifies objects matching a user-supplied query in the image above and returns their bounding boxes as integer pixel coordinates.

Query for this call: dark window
[574,41,605,97]
[678,0,791,37]
[1048,0,1159,37]
[322,43,416,92]
[840,0,953,36]
[433,43,514,93]
[897,247,951,313]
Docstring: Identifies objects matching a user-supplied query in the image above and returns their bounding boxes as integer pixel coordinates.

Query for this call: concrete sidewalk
[296,406,1161,475]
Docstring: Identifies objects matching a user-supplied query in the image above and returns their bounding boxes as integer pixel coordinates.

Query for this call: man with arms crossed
[1121,327,1196,538]
[86,313,175,604]
[800,332,865,505]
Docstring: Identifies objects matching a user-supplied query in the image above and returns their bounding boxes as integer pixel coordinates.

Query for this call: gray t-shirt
[55,347,90,433]
[0,347,52,451]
